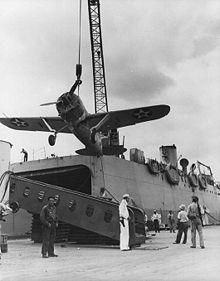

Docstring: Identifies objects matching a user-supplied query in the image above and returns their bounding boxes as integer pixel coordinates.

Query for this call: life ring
[165,165,179,185]
[10,201,20,213]
[147,159,160,175]
[198,174,207,189]
[188,173,198,188]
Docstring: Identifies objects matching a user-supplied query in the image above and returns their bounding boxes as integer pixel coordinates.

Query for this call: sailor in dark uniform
[40,196,58,258]
[21,148,28,162]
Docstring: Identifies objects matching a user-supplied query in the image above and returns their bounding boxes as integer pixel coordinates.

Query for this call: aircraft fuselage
[56,92,103,155]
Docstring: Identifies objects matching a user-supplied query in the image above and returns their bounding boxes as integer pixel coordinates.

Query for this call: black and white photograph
[0,0,220,280]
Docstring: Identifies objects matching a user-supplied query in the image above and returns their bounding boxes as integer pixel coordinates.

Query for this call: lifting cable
[76,0,83,96]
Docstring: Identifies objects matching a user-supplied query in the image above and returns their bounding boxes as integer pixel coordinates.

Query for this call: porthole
[23,187,30,197]
[86,204,94,217]
[10,183,16,193]
[54,195,60,206]
[38,191,45,202]
[104,210,113,223]
[68,200,77,212]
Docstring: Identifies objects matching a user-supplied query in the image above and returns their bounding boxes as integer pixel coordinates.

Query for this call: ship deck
[1,225,220,281]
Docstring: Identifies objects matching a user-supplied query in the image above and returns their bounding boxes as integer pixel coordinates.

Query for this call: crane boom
[88,0,108,113]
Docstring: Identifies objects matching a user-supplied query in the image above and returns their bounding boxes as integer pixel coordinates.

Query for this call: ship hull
[2,154,220,236]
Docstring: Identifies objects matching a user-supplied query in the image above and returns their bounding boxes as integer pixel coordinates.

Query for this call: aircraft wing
[86,104,170,132]
[0,117,71,133]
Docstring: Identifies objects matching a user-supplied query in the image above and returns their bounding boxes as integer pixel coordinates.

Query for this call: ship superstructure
[2,144,219,244]
[1,1,219,245]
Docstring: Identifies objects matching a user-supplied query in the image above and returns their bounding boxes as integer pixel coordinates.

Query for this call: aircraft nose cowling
[56,92,85,121]
[59,105,86,124]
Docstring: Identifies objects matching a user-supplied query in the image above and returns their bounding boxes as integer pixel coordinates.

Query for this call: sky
[0,0,220,179]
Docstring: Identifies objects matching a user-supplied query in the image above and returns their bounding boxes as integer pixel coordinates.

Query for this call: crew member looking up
[119,194,130,251]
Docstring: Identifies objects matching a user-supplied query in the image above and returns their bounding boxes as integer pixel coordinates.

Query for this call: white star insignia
[133,109,152,120]
[10,118,28,127]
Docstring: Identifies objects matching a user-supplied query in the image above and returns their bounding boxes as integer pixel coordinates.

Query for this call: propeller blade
[40,102,57,106]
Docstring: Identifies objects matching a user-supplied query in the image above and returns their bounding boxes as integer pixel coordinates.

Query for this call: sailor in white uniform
[119,194,130,251]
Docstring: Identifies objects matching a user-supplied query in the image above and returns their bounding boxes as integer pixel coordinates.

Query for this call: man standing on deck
[202,205,210,225]
[167,210,175,233]
[187,196,205,249]
[173,204,189,244]
[0,203,12,263]
[151,210,160,233]
[21,148,28,162]
[119,194,130,251]
[40,196,59,258]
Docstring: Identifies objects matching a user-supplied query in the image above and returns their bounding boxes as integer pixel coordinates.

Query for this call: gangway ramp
[9,175,145,247]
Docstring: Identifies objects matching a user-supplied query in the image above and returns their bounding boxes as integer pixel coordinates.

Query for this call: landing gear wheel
[48,134,56,146]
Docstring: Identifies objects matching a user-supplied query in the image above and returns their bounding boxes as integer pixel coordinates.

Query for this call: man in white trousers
[119,194,130,251]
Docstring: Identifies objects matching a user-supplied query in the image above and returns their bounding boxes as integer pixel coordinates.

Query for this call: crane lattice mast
[88,0,108,113]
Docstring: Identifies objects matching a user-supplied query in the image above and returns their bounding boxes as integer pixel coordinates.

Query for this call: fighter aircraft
[0,80,170,156]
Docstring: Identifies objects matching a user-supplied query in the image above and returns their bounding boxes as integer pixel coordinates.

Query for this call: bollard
[1,234,8,253]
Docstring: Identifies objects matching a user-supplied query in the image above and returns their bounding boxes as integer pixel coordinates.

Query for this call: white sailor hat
[179,204,185,210]
[123,194,130,198]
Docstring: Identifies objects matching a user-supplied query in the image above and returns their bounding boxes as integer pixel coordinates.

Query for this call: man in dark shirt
[21,148,28,162]
[40,196,58,258]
